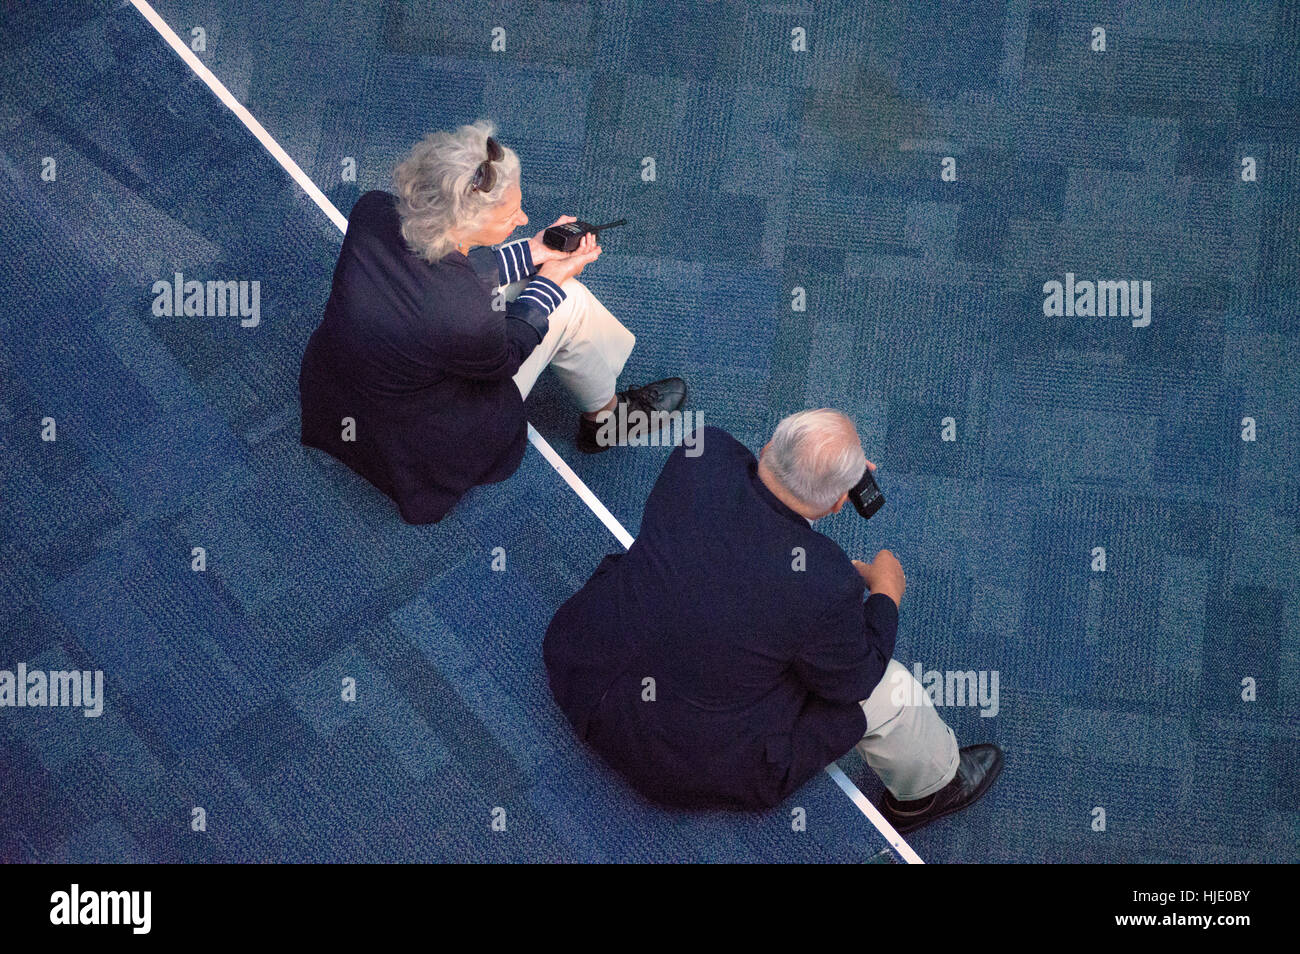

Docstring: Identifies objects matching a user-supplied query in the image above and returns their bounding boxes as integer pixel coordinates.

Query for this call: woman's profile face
[478,182,528,245]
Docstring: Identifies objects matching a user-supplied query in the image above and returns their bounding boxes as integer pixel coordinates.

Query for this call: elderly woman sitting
[299,120,686,524]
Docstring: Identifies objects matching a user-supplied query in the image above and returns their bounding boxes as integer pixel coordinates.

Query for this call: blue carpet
[0,0,1296,863]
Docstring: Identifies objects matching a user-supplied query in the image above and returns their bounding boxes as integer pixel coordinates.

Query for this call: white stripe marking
[825,764,924,864]
[128,0,921,864]
[126,0,347,235]
[526,425,634,549]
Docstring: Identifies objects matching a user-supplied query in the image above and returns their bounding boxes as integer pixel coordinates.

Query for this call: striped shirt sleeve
[493,237,535,285]
[505,275,566,343]
[461,238,536,288]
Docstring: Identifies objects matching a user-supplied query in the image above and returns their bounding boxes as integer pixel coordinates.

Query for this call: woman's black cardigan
[299,190,565,523]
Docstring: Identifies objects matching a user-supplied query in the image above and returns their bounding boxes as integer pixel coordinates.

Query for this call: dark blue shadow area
[2,0,1297,863]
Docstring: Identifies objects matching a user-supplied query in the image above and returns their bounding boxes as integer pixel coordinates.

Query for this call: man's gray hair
[392,119,522,263]
[764,409,867,511]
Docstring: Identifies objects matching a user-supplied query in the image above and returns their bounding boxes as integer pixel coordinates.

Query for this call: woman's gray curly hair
[392,119,521,263]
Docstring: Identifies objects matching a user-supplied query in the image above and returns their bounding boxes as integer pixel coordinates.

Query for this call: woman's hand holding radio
[537,230,601,284]
[529,215,579,266]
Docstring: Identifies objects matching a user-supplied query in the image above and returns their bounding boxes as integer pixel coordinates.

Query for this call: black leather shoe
[879,743,1004,834]
[576,377,688,454]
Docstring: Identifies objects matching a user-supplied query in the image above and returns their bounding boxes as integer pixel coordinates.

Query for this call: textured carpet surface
[0,0,1296,863]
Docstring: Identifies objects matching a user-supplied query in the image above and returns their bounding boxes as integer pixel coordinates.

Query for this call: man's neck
[756,461,821,522]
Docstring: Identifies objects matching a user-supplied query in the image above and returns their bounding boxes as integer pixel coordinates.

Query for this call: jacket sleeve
[792,589,898,705]
[462,238,565,347]
[505,275,565,344]
[464,237,537,287]
[433,273,565,379]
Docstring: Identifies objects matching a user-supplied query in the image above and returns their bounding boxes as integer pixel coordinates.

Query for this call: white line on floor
[127,0,922,864]
[825,764,924,864]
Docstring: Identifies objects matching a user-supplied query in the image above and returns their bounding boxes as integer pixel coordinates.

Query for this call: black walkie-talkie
[542,218,627,253]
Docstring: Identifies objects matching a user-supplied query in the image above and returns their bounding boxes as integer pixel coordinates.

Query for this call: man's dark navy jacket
[299,190,564,524]
[543,426,899,811]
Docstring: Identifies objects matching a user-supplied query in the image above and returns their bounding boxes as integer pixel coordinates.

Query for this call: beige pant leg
[856,658,961,801]
[505,277,636,412]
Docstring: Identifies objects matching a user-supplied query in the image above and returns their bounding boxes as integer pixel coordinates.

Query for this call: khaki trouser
[502,277,636,412]
[856,659,961,801]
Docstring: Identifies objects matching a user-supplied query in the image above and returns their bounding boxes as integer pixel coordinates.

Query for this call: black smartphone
[847,466,884,520]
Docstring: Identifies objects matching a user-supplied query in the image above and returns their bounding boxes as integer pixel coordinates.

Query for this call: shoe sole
[887,752,1004,835]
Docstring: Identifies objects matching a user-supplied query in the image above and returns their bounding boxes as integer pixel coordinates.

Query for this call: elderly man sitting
[299,119,685,524]
[543,410,1003,832]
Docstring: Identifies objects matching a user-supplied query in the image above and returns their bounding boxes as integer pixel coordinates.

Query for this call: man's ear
[830,492,849,515]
